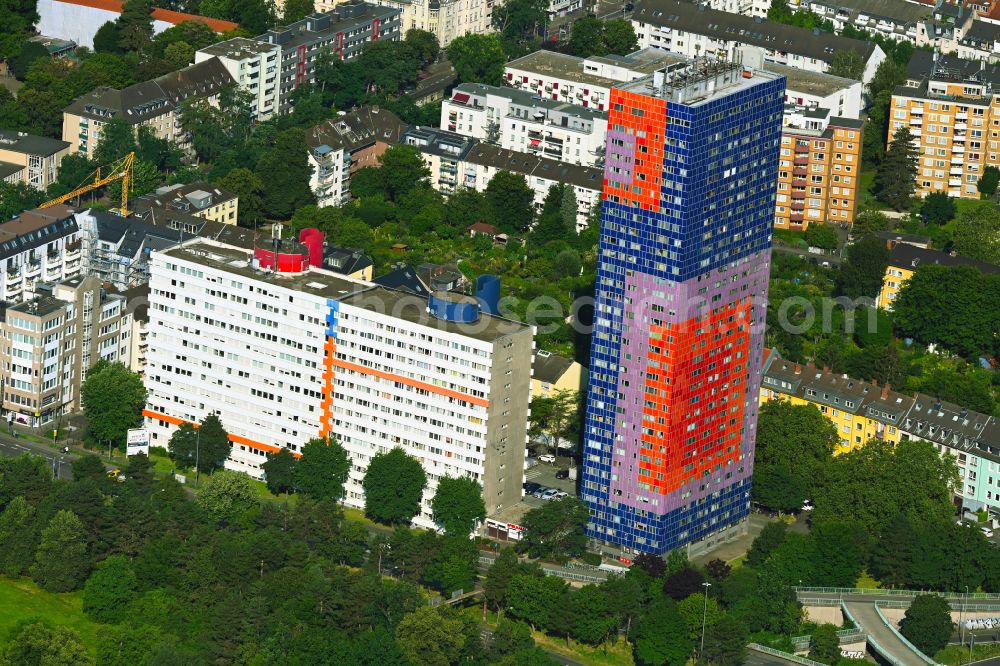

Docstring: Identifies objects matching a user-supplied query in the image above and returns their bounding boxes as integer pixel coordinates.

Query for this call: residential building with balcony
[62,57,234,159]
[0,205,82,304]
[875,243,1000,309]
[316,0,492,47]
[889,66,999,199]
[257,2,401,114]
[957,18,1000,61]
[504,48,687,112]
[306,107,407,207]
[401,125,604,229]
[0,131,70,190]
[195,38,282,121]
[775,107,863,230]
[760,350,914,454]
[804,0,934,44]
[121,284,149,377]
[143,238,534,529]
[630,0,886,84]
[0,275,129,425]
[441,82,608,167]
[700,0,772,18]
[760,349,1000,514]
[134,182,240,226]
[771,63,863,121]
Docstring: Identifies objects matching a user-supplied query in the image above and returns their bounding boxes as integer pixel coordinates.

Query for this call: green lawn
[0,576,104,654]
[935,642,1000,665]
[858,167,886,211]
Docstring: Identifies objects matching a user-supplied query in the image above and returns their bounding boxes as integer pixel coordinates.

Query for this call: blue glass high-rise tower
[581,60,785,555]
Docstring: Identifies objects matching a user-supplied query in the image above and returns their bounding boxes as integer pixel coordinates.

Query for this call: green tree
[747,521,788,567]
[431,475,486,537]
[447,34,507,85]
[363,448,427,525]
[282,0,314,23]
[296,436,351,502]
[812,439,959,535]
[0,181,44,219]
[752,402,837,512]
[377,145,431,202]
[805,223,838,250]
[570,17,605,57]
[257,127,316,219]
[532,183,570,244]
[892,264,1000,359]
[406,29,440,65]
[197,413,231,472]
[167,422,199,469]
[262,448,298,495]
[978,165,1000,200]
[31,510,89,592]
[829,49,864,79]
[0,496,38,577]
[663,567,706,601]
[899,594,953,656]
[9,40,49,79]
[676,592,722,641]
[495,0,547,40]
[93,21,123,54]
[507,574,568,631]
[396,606,467,666]
[487,170,535,232]
[0,621,94,666]
[196,469,257,523]
[812,519,867,587]
[163,40,195,69]
[700,615,747,666]
[868,513,916,587]
[835,234,890,299]
[852,209,891,235]
[920,191,956,225]
[83,555,137,623]
[875,126,918,210]
[952,203,1000,264]
[520,496,589,559]
[632,597,692,666]
[485,547,542,614]
[602,19,638,54]
[80,360,146,453]
[217,167,265,227]
[0,454,51,512]
[116,0,154,53]
[571,584,618,646]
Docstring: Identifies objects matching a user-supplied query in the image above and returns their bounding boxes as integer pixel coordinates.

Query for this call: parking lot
[523,453,578,506]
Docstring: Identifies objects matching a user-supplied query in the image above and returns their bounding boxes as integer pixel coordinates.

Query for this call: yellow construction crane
[40,151,135,217]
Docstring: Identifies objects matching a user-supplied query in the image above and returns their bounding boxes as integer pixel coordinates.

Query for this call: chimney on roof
[822,366,830,373]
[871,378,877,386]
[881,385,890,399]
[794,363,802,374]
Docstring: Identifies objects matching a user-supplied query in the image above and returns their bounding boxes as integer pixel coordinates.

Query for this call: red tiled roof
[53,0,239,31]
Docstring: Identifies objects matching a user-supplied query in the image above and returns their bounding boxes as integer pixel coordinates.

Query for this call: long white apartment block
[504,48,686,112]
[441,82,608,167]
[143,238,534,528]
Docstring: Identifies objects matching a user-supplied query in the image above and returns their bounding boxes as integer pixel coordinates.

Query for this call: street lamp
[961,585,969,647]
[195,427,201,488]
[700,581,712,657]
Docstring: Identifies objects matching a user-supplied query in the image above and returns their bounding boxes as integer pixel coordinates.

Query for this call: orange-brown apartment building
[774,105,863,230]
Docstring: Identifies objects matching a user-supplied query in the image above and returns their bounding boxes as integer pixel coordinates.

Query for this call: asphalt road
[0,430,75,480]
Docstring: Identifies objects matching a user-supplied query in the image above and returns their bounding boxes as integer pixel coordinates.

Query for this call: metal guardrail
[873,602,940,666]
[478,555,606,584]
[746,643,828,666]
[797,587,1000,601]
[791,629,866,650]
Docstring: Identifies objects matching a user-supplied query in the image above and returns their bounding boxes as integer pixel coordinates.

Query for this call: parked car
[532,487,552,498]
[524,482,543,495]
[801,500,814,511]
[982,527,995,538]
[538,454,556,463]
[552,490,568,499]
[555,469,570,480]
[540,488,560,500]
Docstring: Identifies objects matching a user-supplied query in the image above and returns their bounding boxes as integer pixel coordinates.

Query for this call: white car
[801,501,814,511]
[539,489,560,500]
[982,527,995,538]
[538,454,556,463]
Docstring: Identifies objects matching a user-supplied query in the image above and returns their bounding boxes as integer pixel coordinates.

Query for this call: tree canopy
[80,360,146,454]
[899,594,953,657]
[875,126,918,210]
[363,448,427,525]
[431,475,486,537]
[296,437,351,502]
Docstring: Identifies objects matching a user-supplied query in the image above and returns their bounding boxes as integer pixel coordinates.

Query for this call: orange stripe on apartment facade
[141,408,299,457]
[329,358,490,408]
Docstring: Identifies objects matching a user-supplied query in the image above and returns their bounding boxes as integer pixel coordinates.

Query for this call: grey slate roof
[0,130,70,157]
[0,205,79,261]
[306,108,407,153]
[631,0,879,64]
[64,57,234,123]
[373,266,431,297]
[888,243,1000,274]
[533,350,576,385]
[905,50,1000,87]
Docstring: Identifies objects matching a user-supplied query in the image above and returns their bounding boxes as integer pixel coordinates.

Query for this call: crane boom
[40,152,135,216]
